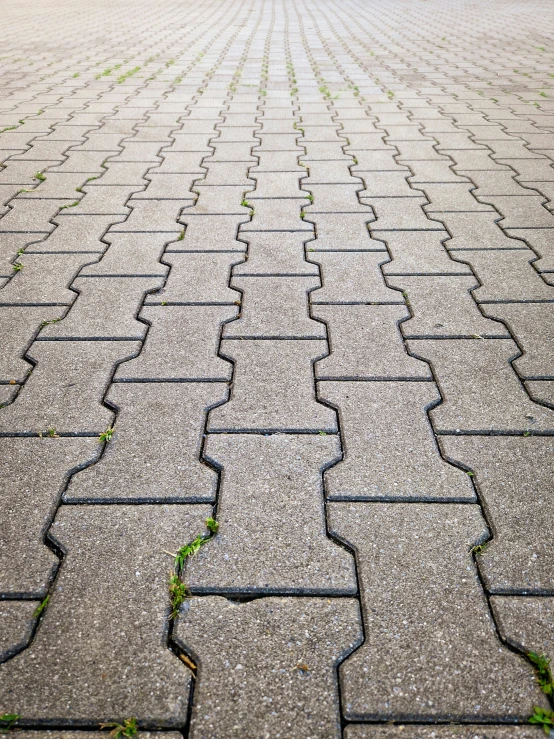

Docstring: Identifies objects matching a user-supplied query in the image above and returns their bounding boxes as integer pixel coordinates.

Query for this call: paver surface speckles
[0,0,553,736]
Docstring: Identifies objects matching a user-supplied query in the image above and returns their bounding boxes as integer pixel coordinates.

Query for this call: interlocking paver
[2,1,554,733]
[176,596,361,738]
[187,434,356,593]
[0,504,210,721]
[329,502,545,720]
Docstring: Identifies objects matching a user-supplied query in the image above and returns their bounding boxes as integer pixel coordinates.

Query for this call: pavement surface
[0,0,553,737]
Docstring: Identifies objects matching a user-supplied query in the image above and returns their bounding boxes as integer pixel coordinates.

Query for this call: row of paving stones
[0,0,553,737]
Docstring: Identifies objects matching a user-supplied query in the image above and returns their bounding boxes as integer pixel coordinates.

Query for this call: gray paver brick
[0,340,139,433]
[29,215,124,252]
[0,600,36,661]
[408,338,554,432]
[173,214,249,251]
[329,502,545,720]
[0,252,98,304]
[0,198,71,232]
[240,198,313,231]
[321,382,474,501]
[117,305,235,381]
[225,276,324,338]
[209,340,336,433]
[314,305,429,379]
[345,727,540,738]
[394,275,509,338]
[0,305,62,381]
[39,276,163,339]
[304,213,382,250]
[368,197,443,231]
[65,382,225,502]
[442,436,554,593]
[176,596,361,739]
[0,504,210,721]
[147,253,241,304]
[0,437,98,595]
[311,252,399,303]
[235,232,318,274]
[187,433,356,593]
[481,302,554,379]
[491,596,554,662]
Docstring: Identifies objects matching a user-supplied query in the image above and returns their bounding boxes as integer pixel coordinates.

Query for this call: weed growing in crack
[59,201,79,210]
[34,171,46,181]
[100,718,138,738]
[168,573,189,619]
[178,229,185,241]
[166,517,219,620]
[0,714,20,733]
[98,427,114,443]
[529,706,554,735]
[528,651,554,696]
[12,263,23,272]
[40,317,60,327]
[33,594,50,617]
[470,541,488,556]
[46,428,59,438]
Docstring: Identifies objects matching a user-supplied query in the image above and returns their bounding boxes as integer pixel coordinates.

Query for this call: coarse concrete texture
[441,436,554,593]
[2,0,554,733]
[0,437,99,595]
[64,382,226,502]
[491,596,554,663]
[187,433,356,594]
[320,382,476,501]
[0,504,211,721]
[175,596,362,739]
[344,727,541,738]
[328,503,546,721]
[0,600,39,661]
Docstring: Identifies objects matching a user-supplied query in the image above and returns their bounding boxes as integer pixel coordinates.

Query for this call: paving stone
[252,150,304,170]
[302,159,361,184]
[14,734,182,739]
[329,502,545,721]
[117,305,234,380]
[79,233,168,275]
[110,199,183,232]
[209,340,336,433]
[39,276,163,339]
[146,253,241,304]
[19,171,91,199]
[442,436,554,593]
[345,726,540,738]
[0,160,63,185]
[408,160,470,183]
[0,437,98,595]
[171,214,249,251]
[65,383,225,502]
[0,252,97,304]
[176,596,361,739]
[408,338,554,432]
[225,276,323,338]
[0,504,210,721]
[393,275,509,338]
[0,304,63,381]
[422,182,493,212]
[305,212,382,250]
[480,303,554,379]
[0,600,36,661]
[0,340,139,433]
[28,215,124,252]
[0,198,71,232]
[443,212,525,250]
[476,194,554,228]
[153,150,206,174]
[235,232,318,274]
[360,171,422,197]
[320,382,473,500]
[249,171,305,197]
[367,197,444,231]
[67,185,137,215]
[379,231,470,274]
[240,198,313,231]
[314,305,428,380]
[505,227,554,272]
[304,184,368,213]
[187,434,356,593]
[311,252,399,303]
[491,596,554,662]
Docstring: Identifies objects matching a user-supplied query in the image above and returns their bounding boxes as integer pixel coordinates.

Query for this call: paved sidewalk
[0,0,553,736]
